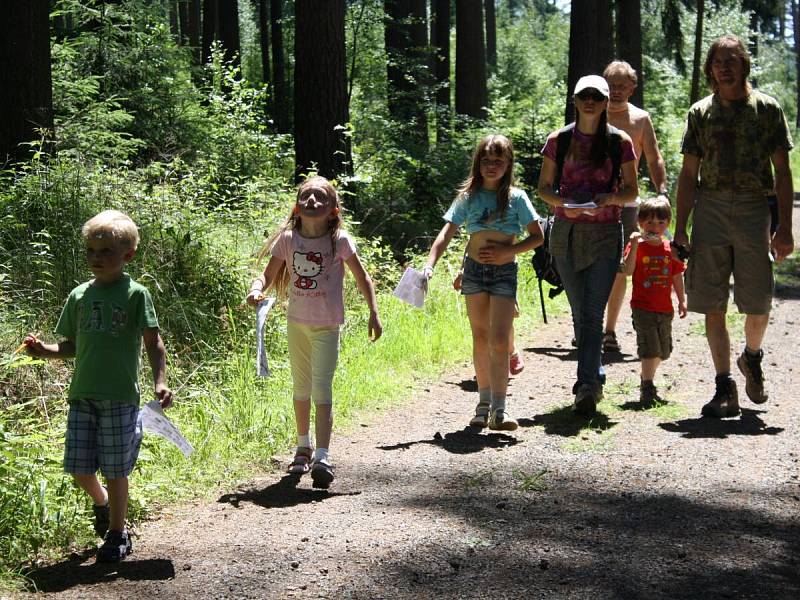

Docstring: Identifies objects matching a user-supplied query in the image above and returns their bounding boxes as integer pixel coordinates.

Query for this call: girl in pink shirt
[246,176,382,489]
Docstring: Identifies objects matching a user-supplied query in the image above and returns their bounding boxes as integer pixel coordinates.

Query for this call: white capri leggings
[287,321,340,405]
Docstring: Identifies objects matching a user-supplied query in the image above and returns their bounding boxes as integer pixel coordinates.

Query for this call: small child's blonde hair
[82,210,140,251]
[637,197,672,222]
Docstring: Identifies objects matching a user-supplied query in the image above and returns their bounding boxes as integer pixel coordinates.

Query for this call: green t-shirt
[55,274,159,405]
[681,90,793,193]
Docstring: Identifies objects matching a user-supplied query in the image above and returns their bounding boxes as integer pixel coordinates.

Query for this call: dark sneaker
[602,331,621,353]
[469,403,490,428]
[487,409,518,431]
[92,502,110,537]
[640,380,661,406]
[572,384,597,416]
[701,379,740,418]
[311,457,334,489]
[96,529,132,563]
[737,350,768,404]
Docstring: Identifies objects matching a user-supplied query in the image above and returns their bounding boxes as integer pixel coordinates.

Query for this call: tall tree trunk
[294,0,350,181]
[615,0,643,108]
[434,0,451,142]
[187,0,201,63]
[218,0,241,67]
[0,0,53,166]
[385,0,429,156]
[690,0,705,104]
[178,0,190,44]
[565,0,612,123]
[793,0,800,127]
[201,0,218,65]
[255,0,272,87]
[169,0,179,39]
[455,0,488,119]
[271,0,288,132]
[485,0,497,74]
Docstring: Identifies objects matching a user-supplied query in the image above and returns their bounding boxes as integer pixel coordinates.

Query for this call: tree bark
[455,0,488,119]
[255,0,272,87]
[178,0,190,44]
[294,0,350,181]
[385,0,429,156]
[218,0,241,67]
[690,0,705,104]
[565,0,612,123]
[614,0,643,108]
[201,0,218,65]
[0,0,53,166]
[485,0,496,73]
[271,0,288,132]
[187,0,201,63]
[433,0,451,141]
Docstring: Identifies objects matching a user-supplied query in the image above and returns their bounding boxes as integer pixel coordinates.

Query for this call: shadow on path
[658,408,784,438]
[217,474,360,509]
[522,405,618,437]
[525,345,577,361]
[378,427,519,454]
[25,556,175,593]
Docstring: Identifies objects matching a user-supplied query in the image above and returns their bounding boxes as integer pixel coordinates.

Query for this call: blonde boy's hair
[82,210,140,251]
[638,197,672,222]
[603,60,638,86]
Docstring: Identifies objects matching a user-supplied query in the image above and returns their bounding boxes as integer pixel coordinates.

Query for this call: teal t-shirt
[443,187,538,235]
[55,274,159,405]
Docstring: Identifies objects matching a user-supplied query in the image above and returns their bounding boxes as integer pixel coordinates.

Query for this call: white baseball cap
[573,75,610,98]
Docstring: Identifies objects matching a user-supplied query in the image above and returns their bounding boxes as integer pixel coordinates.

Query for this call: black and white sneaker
[96,529,132,563]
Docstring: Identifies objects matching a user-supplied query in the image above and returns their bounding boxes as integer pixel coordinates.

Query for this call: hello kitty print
[293,251,324,290]
[272,230,356,326]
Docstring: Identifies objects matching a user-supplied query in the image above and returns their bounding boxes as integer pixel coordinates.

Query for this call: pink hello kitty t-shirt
[272,229,356,326]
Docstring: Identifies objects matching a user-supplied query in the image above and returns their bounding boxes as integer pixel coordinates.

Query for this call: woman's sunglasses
[576,90,607,102]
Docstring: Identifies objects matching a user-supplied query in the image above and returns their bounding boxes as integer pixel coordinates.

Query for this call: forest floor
[18,204,800,600]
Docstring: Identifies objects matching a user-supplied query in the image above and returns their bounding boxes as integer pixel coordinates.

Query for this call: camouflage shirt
[680,90,793,193]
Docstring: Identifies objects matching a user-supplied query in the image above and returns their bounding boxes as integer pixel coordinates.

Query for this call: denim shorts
[460,256,518,298]
[64,399,142,479]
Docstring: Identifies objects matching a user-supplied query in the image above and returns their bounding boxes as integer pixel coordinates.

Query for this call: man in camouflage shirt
[674,34,794,418]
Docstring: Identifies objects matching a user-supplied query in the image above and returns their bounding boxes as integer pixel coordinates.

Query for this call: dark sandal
[288,447,313,474]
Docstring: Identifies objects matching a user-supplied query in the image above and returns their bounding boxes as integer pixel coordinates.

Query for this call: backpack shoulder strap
[553,123,575,193]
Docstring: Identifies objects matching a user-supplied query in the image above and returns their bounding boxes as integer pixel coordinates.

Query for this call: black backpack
[531,216,563,324]
[531,124,624,323]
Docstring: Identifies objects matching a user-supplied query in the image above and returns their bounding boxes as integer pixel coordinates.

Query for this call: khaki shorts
[685,189,773,315]
[618,205,640,273]
[287,321,340,405]
[632,308,673,360]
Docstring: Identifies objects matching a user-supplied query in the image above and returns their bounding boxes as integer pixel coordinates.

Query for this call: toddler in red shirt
[623,197,687,405]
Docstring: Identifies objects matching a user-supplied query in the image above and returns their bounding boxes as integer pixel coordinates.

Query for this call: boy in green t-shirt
[23,210,172,563]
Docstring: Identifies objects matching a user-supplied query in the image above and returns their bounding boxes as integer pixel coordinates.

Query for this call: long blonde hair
[457,134,515,219]
[257,176,343,297]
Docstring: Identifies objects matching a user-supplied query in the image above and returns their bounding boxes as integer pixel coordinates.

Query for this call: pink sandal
[287,447,313,474]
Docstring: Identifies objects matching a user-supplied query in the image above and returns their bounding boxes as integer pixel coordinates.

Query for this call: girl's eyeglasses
[576,91,607,102]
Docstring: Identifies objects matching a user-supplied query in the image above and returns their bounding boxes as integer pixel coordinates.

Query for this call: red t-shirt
[625,239,686,314]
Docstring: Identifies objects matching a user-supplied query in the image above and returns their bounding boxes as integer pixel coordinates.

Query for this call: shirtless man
[601,60,669,354]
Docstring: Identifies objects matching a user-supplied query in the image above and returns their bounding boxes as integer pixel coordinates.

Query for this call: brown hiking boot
[737,349,768,404]
[701,378,740,418]
[639,380,661,406]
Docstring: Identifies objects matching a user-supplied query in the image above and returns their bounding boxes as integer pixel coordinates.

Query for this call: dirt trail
[24,205,800,599]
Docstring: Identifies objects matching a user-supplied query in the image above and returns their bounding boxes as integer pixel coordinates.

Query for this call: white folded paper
[563,201,598,209]
[392,267,427,308]
[256,296,276,377]
[140,400,194,457]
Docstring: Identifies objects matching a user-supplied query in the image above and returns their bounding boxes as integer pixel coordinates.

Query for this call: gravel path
[23,205,800,599]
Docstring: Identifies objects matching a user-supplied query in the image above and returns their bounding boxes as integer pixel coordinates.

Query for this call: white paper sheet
[256,296,276,377]
[392,267,427,308]
[563,201,598,209]
[140,400,194,457]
